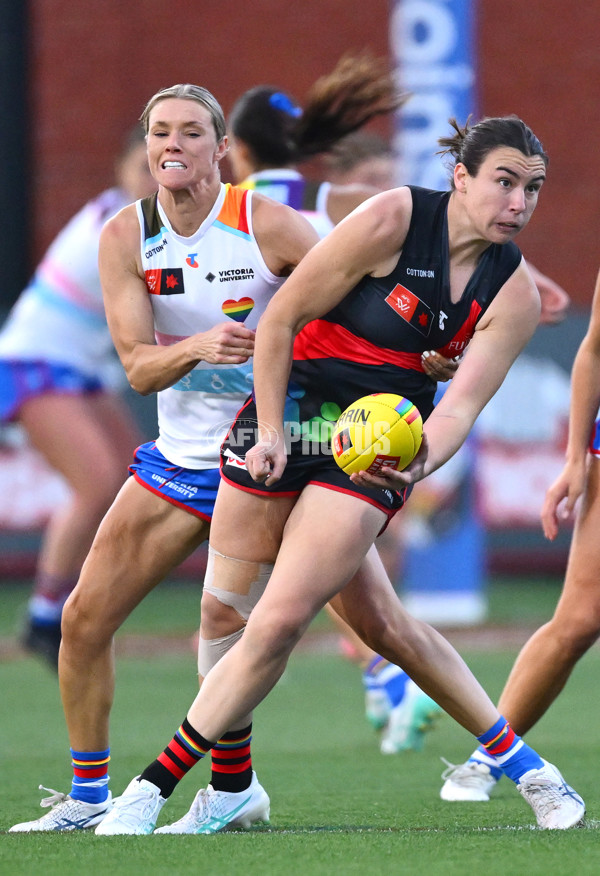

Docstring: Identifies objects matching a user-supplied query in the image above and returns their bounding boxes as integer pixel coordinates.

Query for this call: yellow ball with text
[332,393,423,476]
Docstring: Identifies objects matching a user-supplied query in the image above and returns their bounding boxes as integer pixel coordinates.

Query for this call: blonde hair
[140,84,226,141]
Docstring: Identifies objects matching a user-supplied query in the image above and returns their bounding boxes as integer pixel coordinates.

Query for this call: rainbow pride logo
[395,397,419,423]
[222,297,254,322]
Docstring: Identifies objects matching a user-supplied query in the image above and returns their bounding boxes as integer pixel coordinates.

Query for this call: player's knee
[202,544,273,625]
[61,590,93,650]
[245,598,311,658]
[61,584,119,651]
[552,612,600,658]
[200,591,244,639]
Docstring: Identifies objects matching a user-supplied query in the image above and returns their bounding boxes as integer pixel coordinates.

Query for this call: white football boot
[440,759,499,801]
[10,786,113,832]
[95,777,166,835]
[155,771,270,834]
[517,760,585,829]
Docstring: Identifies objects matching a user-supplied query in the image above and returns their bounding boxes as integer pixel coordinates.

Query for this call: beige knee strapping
[202,544,273,623]
[197,627,245,678]
[197,626,253,729]
[198,546,273,729]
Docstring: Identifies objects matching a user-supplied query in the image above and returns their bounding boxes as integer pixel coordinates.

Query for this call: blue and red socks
[363,656,410,728]
[70,748,110,803]
[29,572,78,626]
[476,716,543,784]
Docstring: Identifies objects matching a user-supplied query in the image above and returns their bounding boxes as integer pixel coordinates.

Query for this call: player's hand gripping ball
[332,393,423,476]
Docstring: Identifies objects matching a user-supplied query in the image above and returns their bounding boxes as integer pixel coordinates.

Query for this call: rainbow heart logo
[222,297,255,322]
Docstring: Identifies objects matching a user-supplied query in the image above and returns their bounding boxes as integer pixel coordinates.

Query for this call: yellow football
[331,393,423,476]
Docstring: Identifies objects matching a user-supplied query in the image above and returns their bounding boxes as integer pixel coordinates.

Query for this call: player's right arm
[245,188,412,485]
[541,267,600,539]
[99,205,255,395]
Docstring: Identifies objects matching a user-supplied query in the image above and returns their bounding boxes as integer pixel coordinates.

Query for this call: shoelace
[187,788,214,825]
[39,786,68,808]
[110,786,157,827]
[519,776,564,817]
[440,758,489,785]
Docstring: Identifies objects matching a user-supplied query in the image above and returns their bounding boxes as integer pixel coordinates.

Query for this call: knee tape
[197,628,253,726]
[197,627,245,678]
[202,545,273,622]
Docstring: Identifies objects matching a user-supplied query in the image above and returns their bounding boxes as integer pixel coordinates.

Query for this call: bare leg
[198,487,296,732]
[331,546,498,735]
[191,484,498,741]
[496,459,600,734]
[189,484,383,739]
[59,478,209,750]
[324,602,378,666]
[20,392,141,578]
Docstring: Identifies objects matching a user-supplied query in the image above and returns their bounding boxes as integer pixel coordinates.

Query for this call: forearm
[120,336,202,395]
[420,407,475,478]
[252,316,295,436]
[565,344,600,463]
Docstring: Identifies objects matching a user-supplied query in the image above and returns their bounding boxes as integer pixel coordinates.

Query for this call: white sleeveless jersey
[139,183,285,469]
[0,188,130,388]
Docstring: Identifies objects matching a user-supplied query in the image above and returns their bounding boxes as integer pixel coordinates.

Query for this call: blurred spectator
[0,127,156,669]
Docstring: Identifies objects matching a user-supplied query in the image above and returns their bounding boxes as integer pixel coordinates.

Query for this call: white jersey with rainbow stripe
[137,183,284,469]
[0,187,130,388]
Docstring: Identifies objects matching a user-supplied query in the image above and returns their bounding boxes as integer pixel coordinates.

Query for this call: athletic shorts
[220,398,409,526]
[129,441,222,521]
[0,359,103,422]
[589,418,600,457]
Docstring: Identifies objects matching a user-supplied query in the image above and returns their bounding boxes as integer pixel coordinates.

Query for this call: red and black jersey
[289,185,522,424]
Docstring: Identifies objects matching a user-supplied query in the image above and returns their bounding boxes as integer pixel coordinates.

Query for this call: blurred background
[1,0,598,626]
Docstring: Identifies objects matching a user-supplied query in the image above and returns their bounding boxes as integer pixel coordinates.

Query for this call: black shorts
[220,398,409,525]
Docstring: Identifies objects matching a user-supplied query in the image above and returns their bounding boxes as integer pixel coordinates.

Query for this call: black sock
[139,718,214,798]
[210,725,253,793]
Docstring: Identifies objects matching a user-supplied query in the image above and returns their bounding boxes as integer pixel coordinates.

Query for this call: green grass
[2,577,599,874]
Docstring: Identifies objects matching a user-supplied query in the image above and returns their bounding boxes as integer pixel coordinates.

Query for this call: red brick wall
[477,2,600,308]
[29,1,599,305]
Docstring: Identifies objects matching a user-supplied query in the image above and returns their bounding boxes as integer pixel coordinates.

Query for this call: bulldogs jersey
[0,187,131,388]
[290,185,522,426]
[138,183,285,468]
[238,169,334,238]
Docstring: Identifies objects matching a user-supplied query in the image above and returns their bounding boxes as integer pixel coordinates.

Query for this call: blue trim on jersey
[0,360,103,421]
[212,220,252,241]
[129,441,222,519]
[144,226,169,247]
[29,279,106,327]
[172,361,253,394]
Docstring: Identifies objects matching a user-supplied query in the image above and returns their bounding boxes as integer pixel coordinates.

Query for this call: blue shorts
[590,419,600,457]
[0,359,103,422]
[129,441,222,521]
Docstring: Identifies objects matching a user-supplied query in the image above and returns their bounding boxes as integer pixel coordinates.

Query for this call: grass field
[2,577,600,875]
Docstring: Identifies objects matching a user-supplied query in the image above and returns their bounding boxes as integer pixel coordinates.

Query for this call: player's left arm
[352,257,540,489]
[250,195,320,276]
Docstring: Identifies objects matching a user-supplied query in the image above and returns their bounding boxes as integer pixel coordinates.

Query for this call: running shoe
[155,771,270,834]
[21,618,61,671]
[440,759,499,801]
[380,680,444,753]
[364,686,392,731]
[517,760,585,829]
[95,777,166,835]
[9,786,113,832]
